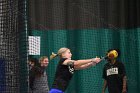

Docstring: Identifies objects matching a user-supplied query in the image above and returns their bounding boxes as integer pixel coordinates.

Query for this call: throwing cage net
[0,0,28,93]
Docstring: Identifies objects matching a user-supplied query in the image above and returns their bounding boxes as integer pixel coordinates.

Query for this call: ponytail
[50,52,58,60]
[50,47,69,60]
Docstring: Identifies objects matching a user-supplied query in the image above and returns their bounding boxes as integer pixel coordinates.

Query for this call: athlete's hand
[92,57,101,64]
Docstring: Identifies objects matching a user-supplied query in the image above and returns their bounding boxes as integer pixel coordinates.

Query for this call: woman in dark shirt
[49,47,101,93]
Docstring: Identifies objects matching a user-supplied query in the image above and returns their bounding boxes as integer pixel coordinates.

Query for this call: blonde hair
[39,56,48,63]
[50,47,69,60]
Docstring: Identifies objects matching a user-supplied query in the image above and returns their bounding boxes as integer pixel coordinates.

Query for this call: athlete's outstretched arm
[63,58,101,68]
[74,58,101,70]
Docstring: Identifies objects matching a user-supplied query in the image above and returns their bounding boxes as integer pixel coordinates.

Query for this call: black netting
[0,0,28,93]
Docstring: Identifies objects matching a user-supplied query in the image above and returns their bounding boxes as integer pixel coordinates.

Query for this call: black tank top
[52,58,74,91]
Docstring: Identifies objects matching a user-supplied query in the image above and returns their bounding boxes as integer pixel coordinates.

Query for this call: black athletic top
[51,58,74,92]
[103,61,126,93]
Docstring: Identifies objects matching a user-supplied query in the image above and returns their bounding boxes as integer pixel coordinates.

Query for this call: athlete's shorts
[49,89,64,93]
